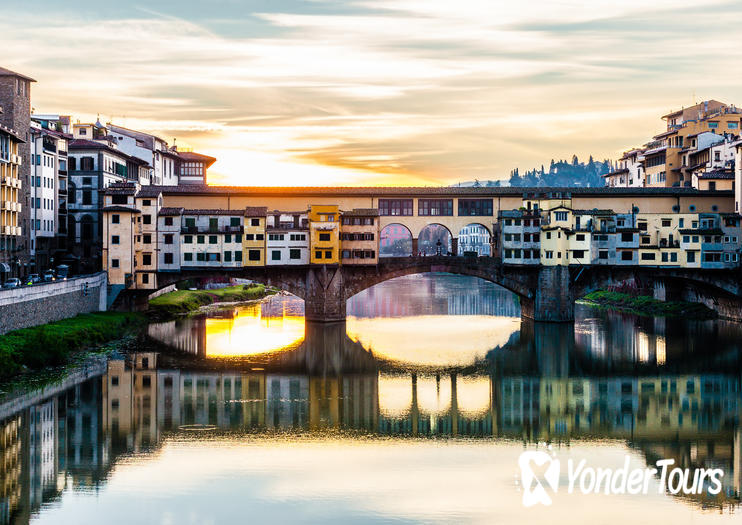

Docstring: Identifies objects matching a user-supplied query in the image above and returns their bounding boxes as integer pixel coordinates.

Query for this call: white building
[265,212,309,265]
[108,124,176,185]
[179,209,244,268]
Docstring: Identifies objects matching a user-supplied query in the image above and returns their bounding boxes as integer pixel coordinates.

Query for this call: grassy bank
[148,283,276,316]
[578,290,716,319]
[0,312,144,380]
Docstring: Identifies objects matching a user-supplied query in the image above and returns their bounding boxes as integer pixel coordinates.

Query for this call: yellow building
[309,204,340,264]
[242,206,267,266]
[540,205,573,266]
[340,208,379,265]
[635,213,692,266]
[101,184,140,288]
[0,125,23,280]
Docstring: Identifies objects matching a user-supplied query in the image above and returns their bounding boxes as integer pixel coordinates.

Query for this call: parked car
[42,270,56,282]
[3,278,20,289]
[56,264,70,280]
[26,273,40,285]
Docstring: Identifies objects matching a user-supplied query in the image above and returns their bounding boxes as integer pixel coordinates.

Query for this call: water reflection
[3,274,742,523]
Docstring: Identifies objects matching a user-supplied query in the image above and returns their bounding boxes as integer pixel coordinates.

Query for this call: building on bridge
[265,210,309,265]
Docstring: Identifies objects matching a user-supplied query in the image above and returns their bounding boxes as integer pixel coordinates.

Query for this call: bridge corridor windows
[418,199,453,216]
[458,199,493,216]
[380,224,412,257]
[458,224,491,256]
[378,199,413,216]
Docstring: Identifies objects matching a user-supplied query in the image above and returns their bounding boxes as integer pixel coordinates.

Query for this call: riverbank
[0,312,144,380]
[578,290,716,319]
[148,283,276,316]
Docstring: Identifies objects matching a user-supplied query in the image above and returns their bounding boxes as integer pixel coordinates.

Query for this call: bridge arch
[457,223,492,256]
[380,223,413,257]
[418,223,453,256]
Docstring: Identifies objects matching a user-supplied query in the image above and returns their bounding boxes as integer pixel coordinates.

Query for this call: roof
[142,185,732,198]
[182,209,244,216]
[244,206,268,216]
[0,67,36,82]
[0,122,25,143]
[573,209,615,215]
[643,145,668,156]
[136,186,164,198]
[177,150,217,168]
[697,170,734,180]
[602,168,629,177]
[653,129,678,139]
[343,208,380,216]
[158,207,184,216]
[102,205,140,213]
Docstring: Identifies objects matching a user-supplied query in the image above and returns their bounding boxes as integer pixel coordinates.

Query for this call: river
[1,273,740,524]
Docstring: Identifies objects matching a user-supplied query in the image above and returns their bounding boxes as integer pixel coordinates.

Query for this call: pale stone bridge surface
[116,256,742,322]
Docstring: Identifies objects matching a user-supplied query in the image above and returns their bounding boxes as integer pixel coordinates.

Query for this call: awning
[0,263,10,273]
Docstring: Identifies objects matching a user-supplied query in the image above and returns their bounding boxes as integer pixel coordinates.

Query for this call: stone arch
[380,223,413,257]
[418,223,453,256]
[457,223,492,256]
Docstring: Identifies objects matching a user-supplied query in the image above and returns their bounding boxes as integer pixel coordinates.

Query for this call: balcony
[42,138,57,153]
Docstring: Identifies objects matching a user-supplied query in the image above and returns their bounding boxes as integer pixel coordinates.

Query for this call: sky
[3,0,742,186]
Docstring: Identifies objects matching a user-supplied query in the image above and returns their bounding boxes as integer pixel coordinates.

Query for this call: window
[82,190,92,205]
[111,259,119,268]
[272,250,281,261]
[143,214,151,225]
[251,218,260,226]
[641,252,656,261]
[209,218,218,230]
[342,249,351,259]
[598,251,608,260]
[209,235,217,244]
[184,253,193,261]
[458,199,493,216]
[687,251,696,263]
[661,252,668,262]
[142,273,149,284]
[256,234,264,240]
[325,250,332,258]
[315,250,322,259]
[183,235,193,244]
[112,195,127,205]
[164,253,173,264]
[224,251,232,262]
[248,250,261,261]
[111,235,120,244]
[164,234,173,245]
[197,235,205,244]
[112,214,120,224]
[576,234,585,241]
[554,211,568,221]
[378,199,413,216]
[235,251,242,262]
[225,234,232,243]
[230,217,240,227]
[418,199,453,216]
[164,217,173,226]
[661,219,671,227]
[245,234,255,241]
[290,249,301,259]
[728,122,739,129]
[142,254,152,266]
[143,234,151,244]
[707,121,719,129]
[572,250,585,259]
[319,233,331,241]
[621,251,633,261]
[143,199,151,206]
[185,218,196,228]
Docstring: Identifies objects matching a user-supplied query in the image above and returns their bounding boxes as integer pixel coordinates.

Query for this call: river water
[1,273,740,524]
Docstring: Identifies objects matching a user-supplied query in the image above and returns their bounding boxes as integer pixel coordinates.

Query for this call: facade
[0,67,35,277]
[309,205,340,265]
[0,124,24,281]
[180,209,244,271]
[176,151,217,185]
[606,100,741,188]
[243,207,267,266]
[340,209,379,265]
[265,211,308,265]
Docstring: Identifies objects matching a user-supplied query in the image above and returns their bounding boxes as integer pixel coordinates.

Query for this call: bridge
[122,256,742,322]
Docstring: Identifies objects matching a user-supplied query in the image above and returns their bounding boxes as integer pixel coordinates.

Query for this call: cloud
[3,0,742,185]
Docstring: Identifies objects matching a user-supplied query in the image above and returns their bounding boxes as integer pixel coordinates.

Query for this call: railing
[180,225,243,234]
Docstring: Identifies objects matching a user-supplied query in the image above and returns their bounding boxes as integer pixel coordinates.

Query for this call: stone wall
[0,272,107,334]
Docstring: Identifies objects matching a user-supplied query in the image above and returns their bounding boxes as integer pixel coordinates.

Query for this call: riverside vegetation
[578,290,716,319]
[148,283,276,316]
[0,312,144,380]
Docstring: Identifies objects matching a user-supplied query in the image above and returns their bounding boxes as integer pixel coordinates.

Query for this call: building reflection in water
[3,275,742,521]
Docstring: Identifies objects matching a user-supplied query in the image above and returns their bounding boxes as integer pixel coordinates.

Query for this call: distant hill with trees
[454,155,614,188]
